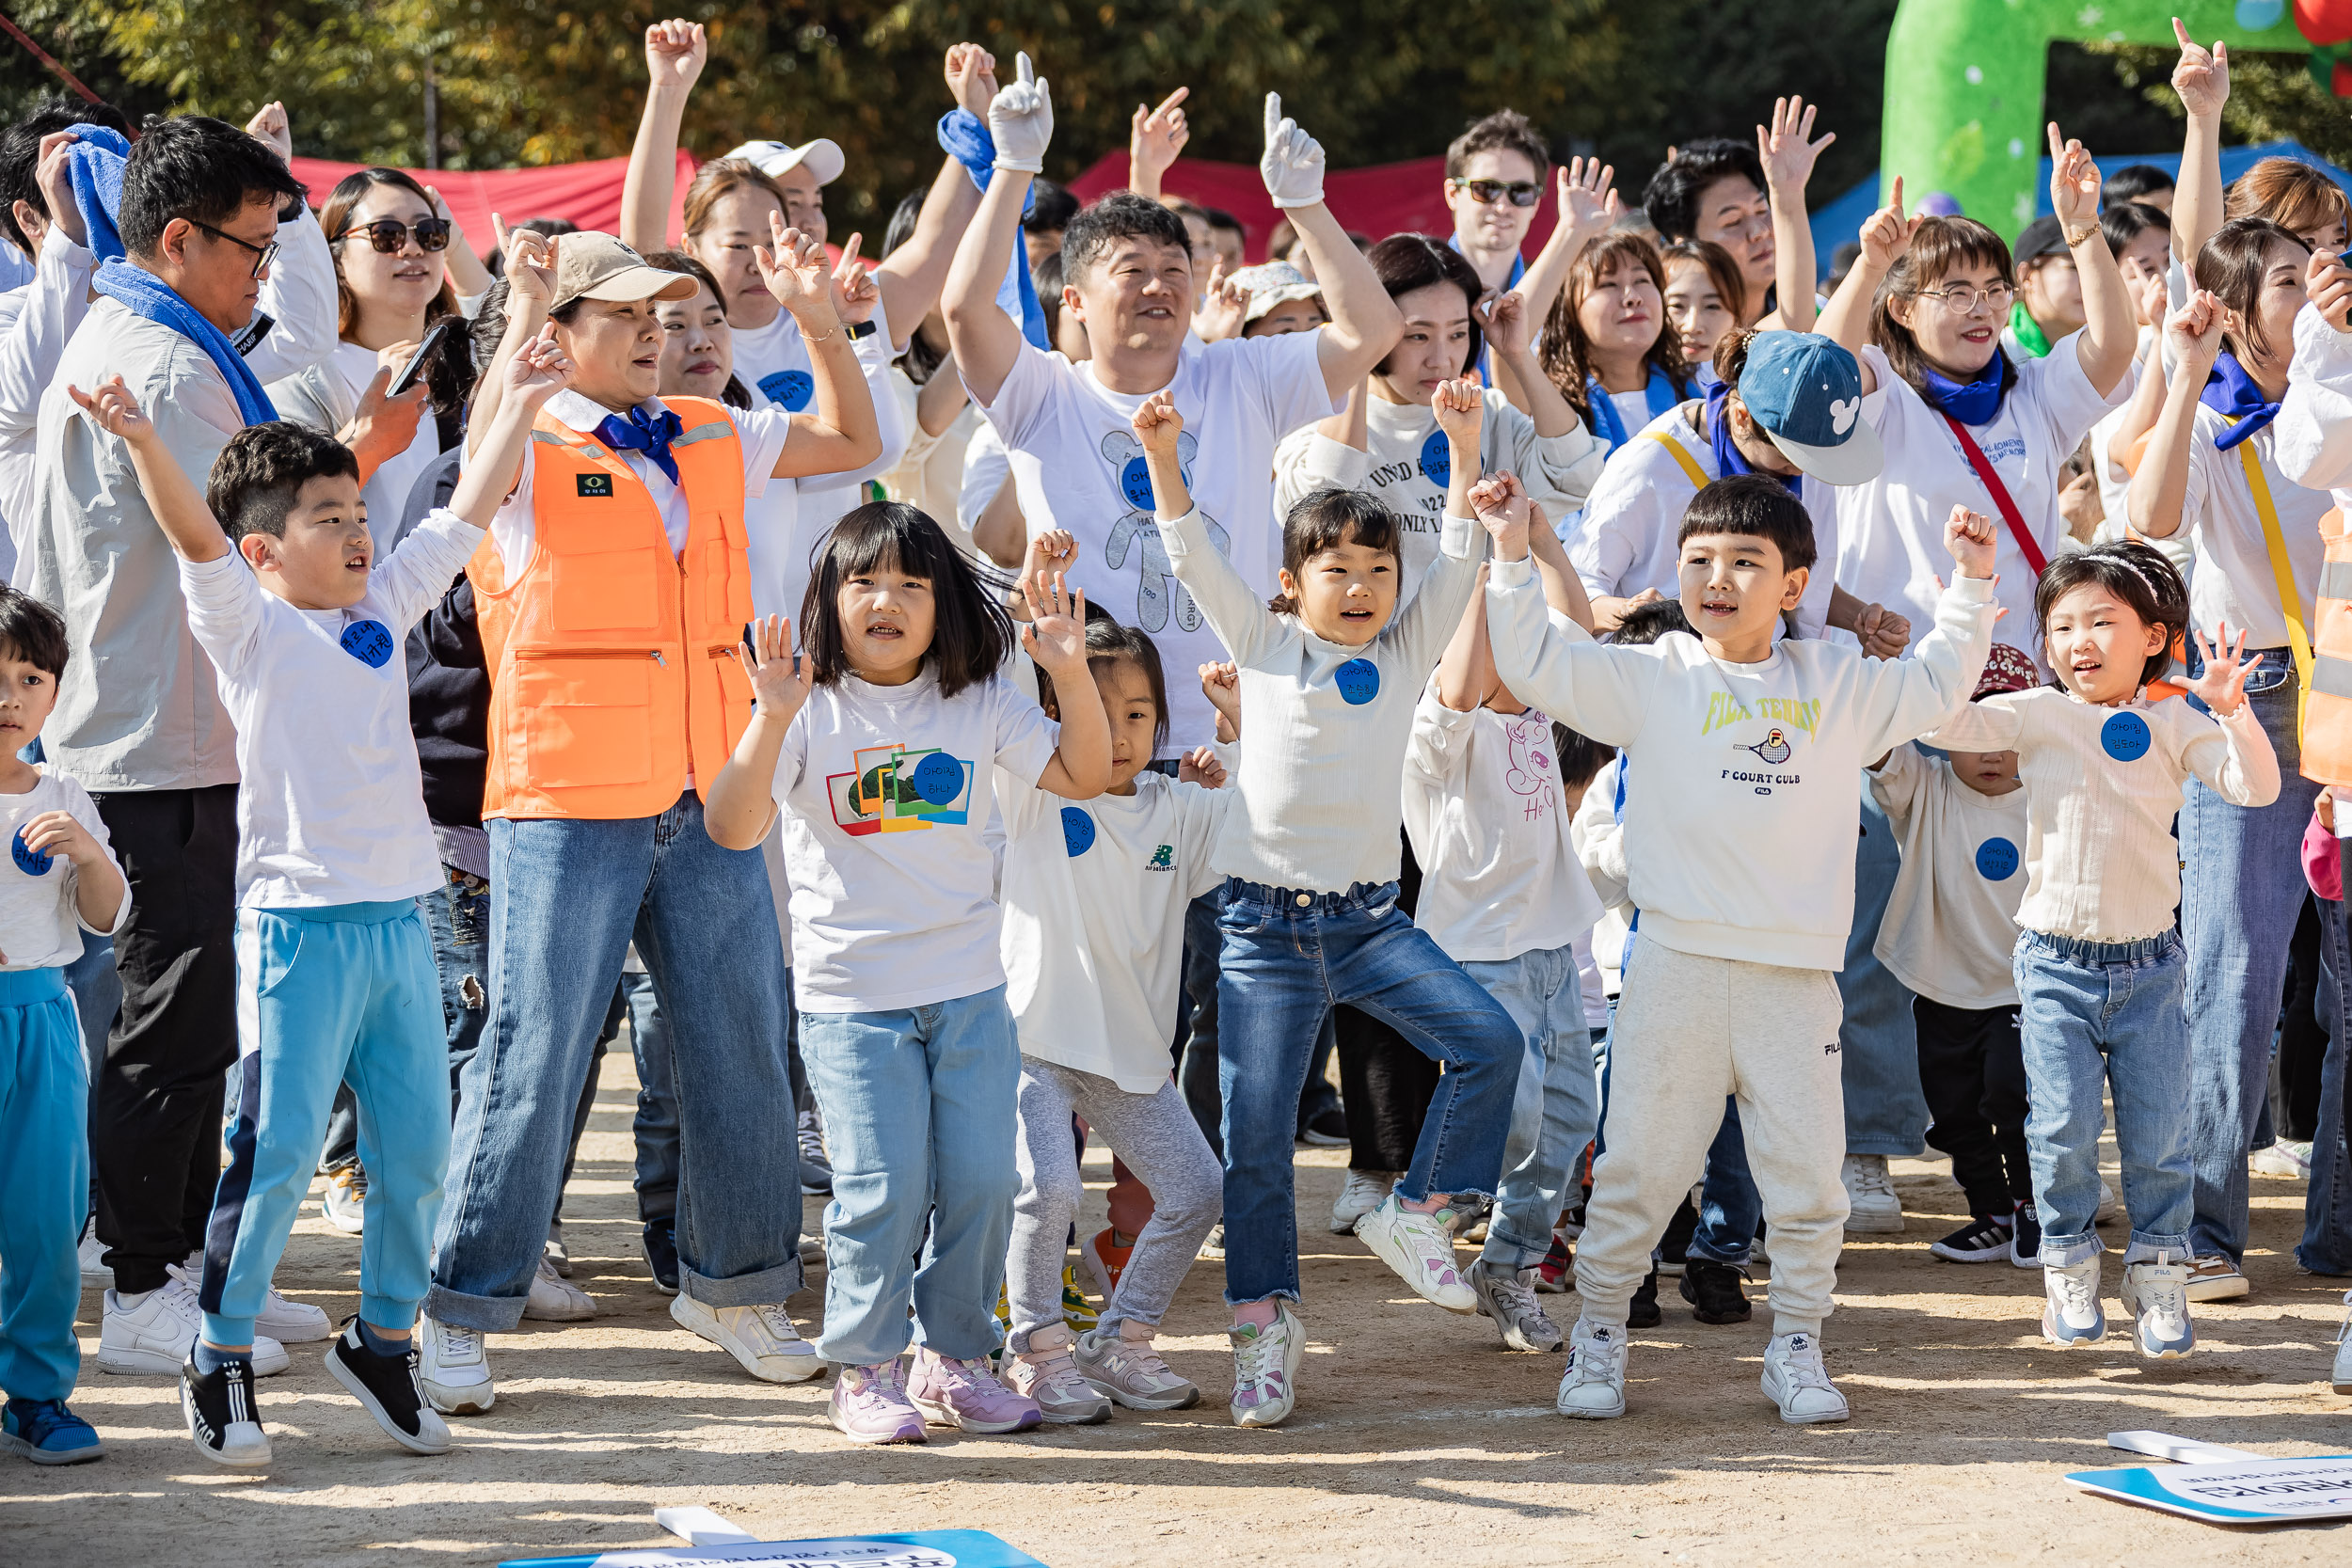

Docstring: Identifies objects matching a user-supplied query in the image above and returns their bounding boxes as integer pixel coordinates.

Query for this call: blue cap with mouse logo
[1737,331,1882,486]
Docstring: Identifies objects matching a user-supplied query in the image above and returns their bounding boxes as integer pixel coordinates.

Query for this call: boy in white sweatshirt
[1481,471,1996,1425]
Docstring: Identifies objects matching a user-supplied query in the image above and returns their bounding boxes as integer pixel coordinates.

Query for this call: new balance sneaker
[2251,1139,2315,1180]
[1470,1259,1562,1351]
[416,1315,494,1415]
[1355,1195,1476,1312]
[643,1217,680,1295]
[324,1319,451,1454]
[0,1399,103,1465]
[1554,1319,1627,1418]
[2042,1256,2106,1347]
[181,1354,270,1468]
[830,1361,926,1445]
[1449,1193,1492,1243]
[1841,1154,1903,1233]
[2119,1251,2196,1359]
[545,1219,573,1278]
[1329,1169,1397,1235]
[2185,1254,2250,1302]
[1761,1332,1849,1424]
[1297,1105,1349,1147]
[77,1216,109,1287]
[2010,1201,2042,1269]
[1199,1222,1225,1260]
[1628,1268,1661,1329]
[1075,1326,1200,1410]
[321,1165,366,1235]
[100,1276,289,1376]
[1678,1259,1752,1324]
[523,1255,596,1322]
[670,1293,823,1384]
[1060,1264,1100,1333]
[907,1348,1042,1433]
[164,1264,331,1345]
[798,1108,834,1196]
[2332,1291,2352,1396]
[1929,1212,2015,1264]
[1004,1351,1111,1424]
[1228,1305,1303,1429]
[1080,1227,1131,1302]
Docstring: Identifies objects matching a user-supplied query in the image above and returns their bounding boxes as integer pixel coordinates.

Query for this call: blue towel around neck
[1584,367,1683,452]
[63,125,128,263]
[90,259,278,427]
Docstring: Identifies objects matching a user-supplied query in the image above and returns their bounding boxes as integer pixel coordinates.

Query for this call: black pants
[1337,837,1435,1173]
[89,784,240,1294]
[1914,994,2031,1218]
[2279,895,2328,1143]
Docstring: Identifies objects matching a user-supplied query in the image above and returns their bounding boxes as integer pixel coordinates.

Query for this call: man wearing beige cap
[415,219,880,1416]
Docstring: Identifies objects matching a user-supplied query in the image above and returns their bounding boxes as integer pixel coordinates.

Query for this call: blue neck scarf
[937,109,1049,351]
[91,261,276,426]
[1708,380,1801,498]
[1918,352,2006,427]
[2201,351,2281,451]
[1585,367,1682,452]
[594,405,685,483]
[63,126,128,262]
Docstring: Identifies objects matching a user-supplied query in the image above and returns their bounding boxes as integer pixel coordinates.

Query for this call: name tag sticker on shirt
[1335,657,1380,705]
[909,751,966,806]
[10,827,53,877]
[1119,455,1156,511]
[340,619,396,669]
[1419,429,1451,486]
[1976,836,2021,881]
[576,473,614,498]
[1060,806,1096,857]
[2102,710,2153,763]
[759,369,815,411]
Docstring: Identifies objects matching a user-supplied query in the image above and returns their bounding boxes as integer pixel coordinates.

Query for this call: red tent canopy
[287,151,697,260]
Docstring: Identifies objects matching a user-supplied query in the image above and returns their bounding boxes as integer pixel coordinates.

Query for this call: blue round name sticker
[11,827,52,876]
[2101,710,2153,763]
[1975,836,2020,882]
[340,618,394,668]
[909,752,964,805]
[1119,455,1156,511]
[1060,806,1096,857]
[1418,428,1451,487]
[758,369,815,411]
[1335,657,1380,705]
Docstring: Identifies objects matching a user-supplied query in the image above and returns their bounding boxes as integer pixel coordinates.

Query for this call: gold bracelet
[803,323,841,344]
[2063,220,2099,248]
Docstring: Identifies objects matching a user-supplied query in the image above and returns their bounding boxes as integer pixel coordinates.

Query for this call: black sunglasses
[1459,179,1541,209]
[333,217,453,255]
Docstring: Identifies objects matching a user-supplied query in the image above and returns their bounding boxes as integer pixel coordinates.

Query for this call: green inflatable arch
[1881,0,2312,240]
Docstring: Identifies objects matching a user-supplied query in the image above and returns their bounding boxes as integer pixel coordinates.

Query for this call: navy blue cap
[1738,331,1882,485]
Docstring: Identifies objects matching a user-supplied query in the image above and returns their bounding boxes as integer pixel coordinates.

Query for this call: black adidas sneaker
[325,1318,451,1455]
[1679,1258,1753,1323]
[181,1354,271,1468]
[1929,1212,2014,1264]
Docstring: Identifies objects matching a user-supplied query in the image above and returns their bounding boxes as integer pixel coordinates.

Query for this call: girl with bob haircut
[1538,231,1692,454]
[701,500,1111,1447]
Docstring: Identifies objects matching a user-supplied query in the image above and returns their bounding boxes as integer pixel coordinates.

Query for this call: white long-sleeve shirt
[0,235,96,575]
[1867,743,2029,1009]
[1927,687,2279,943]
[1486,558,1994,970]
[1164,501,1483,894]
[2277,300,2352,503]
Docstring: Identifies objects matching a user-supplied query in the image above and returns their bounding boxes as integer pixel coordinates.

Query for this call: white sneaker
[1555,1318,1628,1418]
[1329,1169,1397,1235]
[1228,1304,1304,1429]
[77,1217,109,1287]
[1353,1194,1477,1312]
[2094,1173,2122,1222]
[2185,1253,2251,1302]
[544,1219,573,1278]
[2119,1250,2196,1359]
[1761,1332,1850,1424]
[2250,1140,2314,1180]
[1199,1222,1225,1260]
[321,1167,366,1234]
[669,1292,823,1384]
[165,1263,330,1344]
[417,1315,495,1415]
[522,1256,596,1322]
[2041,1256,2106,1347]
[1004,1351,1111,1424]
[1840,1154,1903,1234]
[2332,1292,2352,1395]
[99,1276,289,1376]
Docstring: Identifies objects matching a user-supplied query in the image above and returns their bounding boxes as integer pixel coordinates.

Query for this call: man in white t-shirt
[945,57,1403,755]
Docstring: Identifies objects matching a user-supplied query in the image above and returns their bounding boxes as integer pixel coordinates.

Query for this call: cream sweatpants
[1576,935,1850,1337]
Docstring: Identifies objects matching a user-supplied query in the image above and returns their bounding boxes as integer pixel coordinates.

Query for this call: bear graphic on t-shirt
[1098,426,1227,634]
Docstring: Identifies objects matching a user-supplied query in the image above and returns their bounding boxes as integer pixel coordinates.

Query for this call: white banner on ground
[2068,1453,2352,1524]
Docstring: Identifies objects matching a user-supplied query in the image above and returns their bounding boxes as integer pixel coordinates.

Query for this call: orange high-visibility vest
[469,397,755,819]
[2304,507,2352,787]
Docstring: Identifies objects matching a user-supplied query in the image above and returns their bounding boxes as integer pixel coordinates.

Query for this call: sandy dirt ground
[7,1052,2351,1568]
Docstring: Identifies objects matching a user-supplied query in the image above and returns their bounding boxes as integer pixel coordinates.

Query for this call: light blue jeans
[797,987,1022,1367]
[0,968,87,1402]
[1838,786,1929,1156]
[2299,886,2352,1275]
[1467,943,1602,1272]
[2014,929,2194,1267]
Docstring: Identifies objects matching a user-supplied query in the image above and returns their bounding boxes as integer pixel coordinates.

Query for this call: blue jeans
[0,969,87,1402]
[797,988,1021,1367]
[2182,659,2319,1263]
[2014,929,2194,1266]
[619,971,680,1223]
[427,795,803,1332]
[1215,878,1518,1305]
[1838,786,1929,1156]
[2300,889,2352,1275]
[1175,890,1225,1155]
[1466,944,1602,1272]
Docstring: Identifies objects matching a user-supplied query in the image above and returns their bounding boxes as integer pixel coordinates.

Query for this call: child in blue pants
[0,588,131,1465]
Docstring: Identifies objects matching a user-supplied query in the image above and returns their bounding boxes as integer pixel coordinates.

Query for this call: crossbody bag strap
[1941,413,2047,578]
[2234,429,2313,726]
[1645,428,1709,490]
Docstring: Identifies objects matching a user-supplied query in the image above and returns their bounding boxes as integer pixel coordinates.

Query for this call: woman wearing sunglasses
[269,167,494,531]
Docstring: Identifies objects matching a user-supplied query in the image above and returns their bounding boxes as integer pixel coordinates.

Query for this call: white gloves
[1260,92,1326,209]
[988,52,1053,174]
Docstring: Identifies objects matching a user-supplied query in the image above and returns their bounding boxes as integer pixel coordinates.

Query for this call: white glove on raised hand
[1260,92,1326,209]
[988,52,1053,174]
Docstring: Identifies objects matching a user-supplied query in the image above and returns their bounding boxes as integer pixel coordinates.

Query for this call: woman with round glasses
[269,166,494,531]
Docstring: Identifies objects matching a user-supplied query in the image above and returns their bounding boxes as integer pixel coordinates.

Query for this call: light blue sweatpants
[199,900,448,1346]
[0,967,87,1402]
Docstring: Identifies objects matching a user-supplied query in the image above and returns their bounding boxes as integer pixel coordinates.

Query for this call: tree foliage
[2091,39,2352,168]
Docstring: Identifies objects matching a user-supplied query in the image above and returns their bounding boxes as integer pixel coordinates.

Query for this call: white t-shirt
[978,331,1340,753]
[1867,742,2029,1010]
[180,509,484,907]
[998,768,1231,1091]
[882,367,981,553]
[1609,389,1655,443]
[732,300,911,562]
[330,341,440,540]
[1402,684,1603,963]
[2176,404,2328,650]
[1836,337,2125,668]
[957,419,1012,545]
[0,768,128,970]
[773,666,1057,1011]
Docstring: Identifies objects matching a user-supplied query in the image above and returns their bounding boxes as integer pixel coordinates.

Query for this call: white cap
[720,138,846,186]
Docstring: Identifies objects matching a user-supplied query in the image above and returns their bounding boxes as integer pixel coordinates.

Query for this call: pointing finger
[1264,92,1282,145]
[1015,51,1034,88]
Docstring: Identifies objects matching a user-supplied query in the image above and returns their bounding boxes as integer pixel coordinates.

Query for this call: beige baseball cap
[549,232,699,311]
[721,138,846,186]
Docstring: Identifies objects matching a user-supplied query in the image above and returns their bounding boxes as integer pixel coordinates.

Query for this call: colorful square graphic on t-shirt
[826,742,976,836]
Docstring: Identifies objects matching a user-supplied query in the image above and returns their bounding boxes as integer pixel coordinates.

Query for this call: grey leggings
[1008,1057,1222,1352]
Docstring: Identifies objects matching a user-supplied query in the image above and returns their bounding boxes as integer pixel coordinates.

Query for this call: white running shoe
[1329,1169,1397,1235]
[1354,1194,1477,1312]
[1075,1326,1200,1410]
[2185,1253,2251,1302]
[1228,1304,1304,1429]
[522,1256,596,1322]
[544,1220,573,1278]
[2093,1174,2122,1222]
[417,1315,495,1415]
[1004,1351,1111,1424]
[165,1263,331,1344]
[1470,1259,1563,1352]
[321,1167,366,1234]
[1840,1154,1903,1234]
[100,1276,289,1376]
[669,1292,824,1384]
[2119,1250,2196,1359]
[1554,1319,1628,1418]
[2042,1256,2106,1347]
[2333,1291,2352,1396]
[2250,1140,2314,1180]
[77,1217,109,1287]
[1761,1332,1850,1424]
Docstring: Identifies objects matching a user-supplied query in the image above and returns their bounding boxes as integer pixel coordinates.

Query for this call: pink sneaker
[906,1348,1042,1433]
[827,1361,927,1445]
